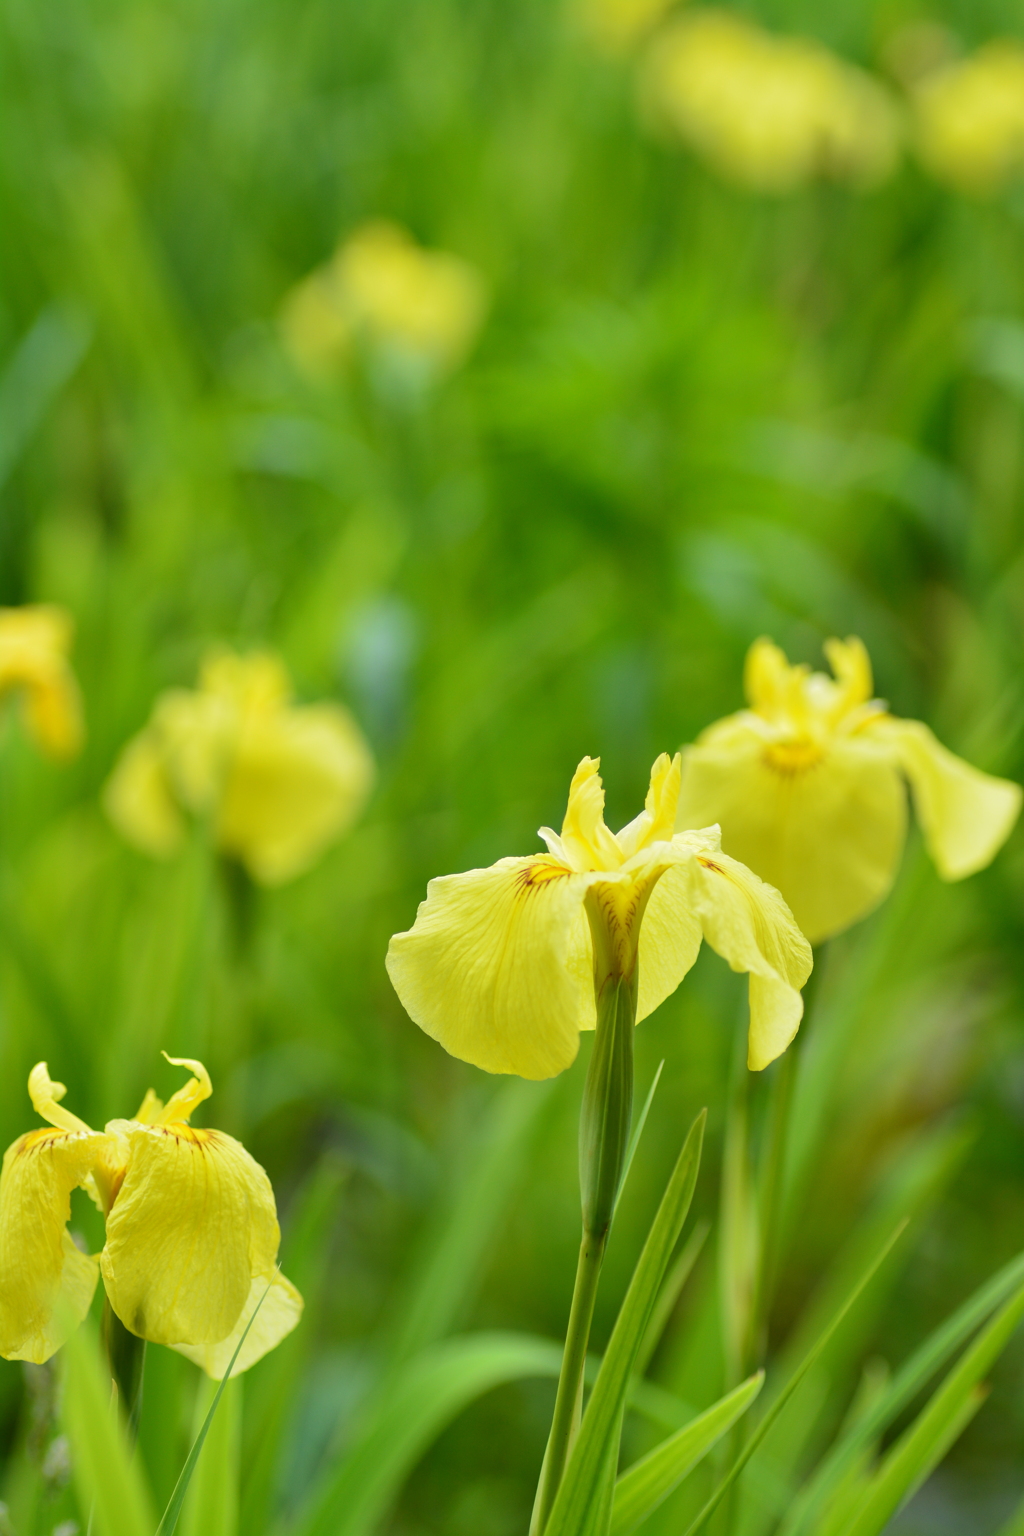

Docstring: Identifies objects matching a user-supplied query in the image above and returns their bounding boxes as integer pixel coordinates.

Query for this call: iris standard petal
[0,1129,106,1363]
[677,727,906,943]
[100,1123,280,1347]
[217,703,375,884]
[880,719,1022,881]
[386,856,594,1079]
[679,843,813,1069]
[103,729,186,857]
[171,1270,304,1379]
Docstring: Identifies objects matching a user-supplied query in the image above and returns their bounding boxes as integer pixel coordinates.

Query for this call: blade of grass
[543,1109,707,1536]
[634,1220,710,1380]
[62,1317,157,1536]
[613,1061,664,1218]
[179,1377,240,1536]
[610,1372,764,1536]
[156,1278,272,1536]
[782,1244,1024,1536]
[679,1219,907,1536]
[834,1278,1024,1536]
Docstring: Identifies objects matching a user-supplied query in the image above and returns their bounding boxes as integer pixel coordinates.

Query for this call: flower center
[763,737,825,774]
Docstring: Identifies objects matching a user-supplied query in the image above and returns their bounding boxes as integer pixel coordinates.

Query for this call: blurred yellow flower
[280,221,486,382]
[0,1056,301,1376]
[387,753,811,1078]
[0,604,83,759]
[640,11,902,192]
[104,649,374,884]
[912,42,1024,194]
[571,0,678,58]
[676,637,1022,944]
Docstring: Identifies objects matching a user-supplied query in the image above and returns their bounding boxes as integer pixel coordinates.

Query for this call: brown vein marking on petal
[14,1128,90,1158]
[697,856,724,874]
[156,1124,218,1147]
[515,858,572,892]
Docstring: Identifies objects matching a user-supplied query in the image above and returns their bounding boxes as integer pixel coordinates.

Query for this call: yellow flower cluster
[280,221,486,383]
[912,42,1024,194]
[0,605,83,759]
[639,11,902,192]
[104,648,374,885]
[0,1056,301,1376]
[676,637,1022,943]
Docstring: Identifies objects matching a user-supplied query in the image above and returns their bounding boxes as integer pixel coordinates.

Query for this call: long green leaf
[179,1377,240,1536]
[543,1109,707,1536]
[611,1372,764,1536]
[62,1319,157,1536]
[835,1279,1024,1536]
[680,1220,907,1536]
[295,1331,566,1536]
[783,1244,1024,1536]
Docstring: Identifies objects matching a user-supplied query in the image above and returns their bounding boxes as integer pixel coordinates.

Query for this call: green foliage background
[2,0,1024,1531]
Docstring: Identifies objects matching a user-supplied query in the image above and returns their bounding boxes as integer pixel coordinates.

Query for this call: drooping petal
[217,703,375,884]
[634,863,704,1021]
[878,718,1022,880]
[171,1270,303,1379]
[103,729,186,858]
[0,1128,105,1363]
[100,1123,280,1347]
[675,838,813,1069]
[677,726,907,943]
[386,856,593,1079]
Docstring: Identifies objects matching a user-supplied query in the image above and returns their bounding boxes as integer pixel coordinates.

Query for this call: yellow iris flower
[387,753,812,1077]
[280,220,486,382]
[104,649,374,885]
[676,637,1023,945]
[0,1056,301,1377]
[912,42,1024,194]
[0,604,84,759]
[639,12,902,193]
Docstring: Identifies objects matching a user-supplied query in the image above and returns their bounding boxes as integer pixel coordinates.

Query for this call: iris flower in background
[639,11,902,192]
[104,648,374,885]
[280,220,487,385]
[675,636,1022,944]
[570,0,676,58]
[0,604,83,760]
[911,41,1024,194]
[0,1056,301,1377]
[387,752,811,1077]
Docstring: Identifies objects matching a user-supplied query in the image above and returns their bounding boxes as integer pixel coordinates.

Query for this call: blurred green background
[3,0,1024,1531]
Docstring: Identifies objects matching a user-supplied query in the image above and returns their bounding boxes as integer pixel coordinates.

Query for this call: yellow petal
[879,718,1022,880]
[676,838,813,1070]
[677,727,907,943]
[171,1270,303,1379]
[634,863,703,1021]
[386,856,593,1079]
[217,702,375,884]
[100,1123,280,1347]
[153,688,235,814]
[0,605,83,759]
[103,729,186,858]
[0,1128,105,1363]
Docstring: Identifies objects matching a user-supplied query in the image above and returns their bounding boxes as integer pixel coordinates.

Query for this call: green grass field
[3,1,1024,1532]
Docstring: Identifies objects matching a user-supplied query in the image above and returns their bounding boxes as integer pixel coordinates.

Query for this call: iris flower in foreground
[0,604,83,759]
[0,1056,301,1377]
[104,648,374,885]
[676,636,1022,944]
[387,752,812,1077]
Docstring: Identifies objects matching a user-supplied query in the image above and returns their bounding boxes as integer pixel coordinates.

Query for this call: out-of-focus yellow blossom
[912,42,1024,194]
[676,637,1022,944]
[640,11,902,192]
[571,0,678,58]
[388,753,811,1078]
[280,221,486,382]
[0,605,83,759]
[0,1056,302,1376]
[104,649,374,885]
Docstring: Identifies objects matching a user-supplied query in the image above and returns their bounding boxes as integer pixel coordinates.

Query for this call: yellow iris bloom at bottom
[676,637,1023,944]
[0,1057,302,1377]
[387,753,812,1077]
